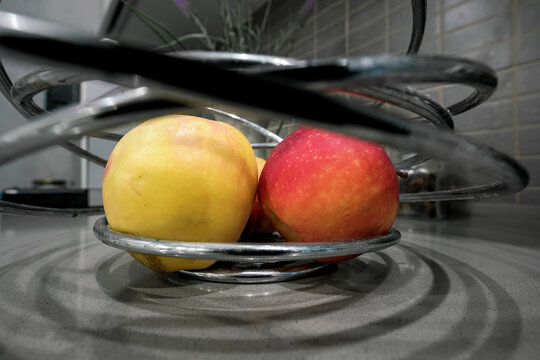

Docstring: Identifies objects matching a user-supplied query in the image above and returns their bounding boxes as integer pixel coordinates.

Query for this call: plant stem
[152,33,218,51]
[118,0,184,51]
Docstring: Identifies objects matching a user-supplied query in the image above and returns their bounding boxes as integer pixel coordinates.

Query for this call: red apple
[258,126,399,262]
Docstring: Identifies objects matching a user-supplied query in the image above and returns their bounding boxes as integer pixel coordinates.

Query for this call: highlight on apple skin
[257,126,400,263]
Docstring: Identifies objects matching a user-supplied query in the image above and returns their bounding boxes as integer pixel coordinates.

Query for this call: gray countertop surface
[0,205,539,359]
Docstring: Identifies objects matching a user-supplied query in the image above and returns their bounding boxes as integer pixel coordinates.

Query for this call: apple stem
[396,170,409,179]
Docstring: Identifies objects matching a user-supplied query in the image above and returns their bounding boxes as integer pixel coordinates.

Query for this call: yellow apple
[102,115,258,273]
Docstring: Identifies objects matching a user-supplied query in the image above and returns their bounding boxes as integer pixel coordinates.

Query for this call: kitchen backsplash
[257,0,540,206]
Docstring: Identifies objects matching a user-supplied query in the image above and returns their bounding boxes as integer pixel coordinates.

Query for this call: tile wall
[257,0,540,207]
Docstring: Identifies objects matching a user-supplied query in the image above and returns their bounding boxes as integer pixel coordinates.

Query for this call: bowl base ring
[176,260,336,284]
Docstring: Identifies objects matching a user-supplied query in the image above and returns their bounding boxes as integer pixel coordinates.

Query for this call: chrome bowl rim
[93,216,401,263]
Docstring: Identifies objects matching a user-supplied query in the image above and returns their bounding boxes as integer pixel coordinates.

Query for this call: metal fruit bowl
[0,1,529,283]
[93,217,401,283]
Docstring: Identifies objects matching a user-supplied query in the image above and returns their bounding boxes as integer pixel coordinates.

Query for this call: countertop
[0,205,539,359]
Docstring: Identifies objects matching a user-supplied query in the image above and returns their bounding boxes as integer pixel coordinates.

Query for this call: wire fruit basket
[0,1,529,283]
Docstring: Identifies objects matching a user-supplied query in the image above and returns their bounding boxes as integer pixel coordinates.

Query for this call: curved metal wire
[260,55,496,116]
[0,46,527,201]
[93,216,401,262]
[407,0,427,55]
[0,12,527,207]
[331,84,454,169]
[0,61,116,167]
